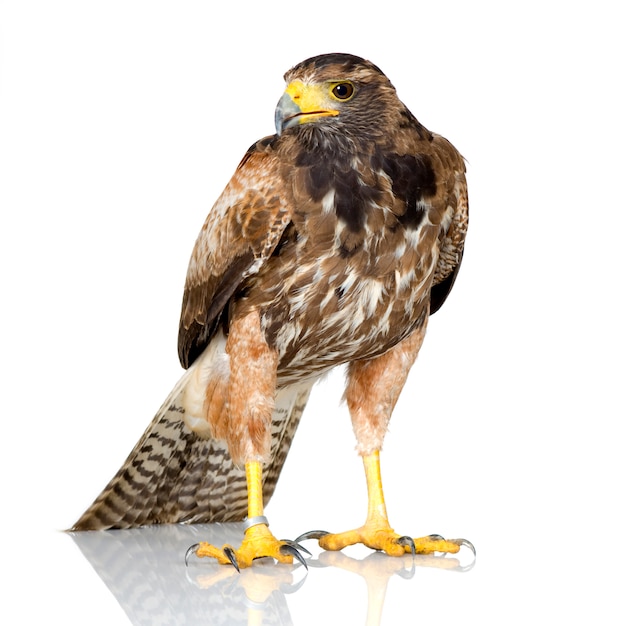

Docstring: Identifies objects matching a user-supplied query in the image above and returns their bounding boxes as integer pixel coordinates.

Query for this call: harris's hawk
[73,53,472,568]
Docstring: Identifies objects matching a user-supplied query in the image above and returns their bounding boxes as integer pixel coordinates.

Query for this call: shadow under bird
[73,52,474,570]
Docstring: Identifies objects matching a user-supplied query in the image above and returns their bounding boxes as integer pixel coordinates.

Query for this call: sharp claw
[452,538,476,556]
[397,535,416,556]
[280,544,308,570]
[295,530,330,543]
[281,539,312,557]
[223,545,240,572]
[185,543,200,567]
[428,534,445,541]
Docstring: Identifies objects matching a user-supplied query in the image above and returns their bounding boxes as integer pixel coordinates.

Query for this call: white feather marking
[394,240,407,259]
[405,228,421,249]
[395,268,416,293]
[339,271,358,295]
[359,278,384,318]
[321,188,336,214]
[418,200,433,223]
[181,331,229,436]
[275,321,303,358]
[348,307,365,333]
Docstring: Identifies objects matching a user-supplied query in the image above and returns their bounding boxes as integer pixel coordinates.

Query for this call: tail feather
[263,381,313,502]
[72,367,313,530]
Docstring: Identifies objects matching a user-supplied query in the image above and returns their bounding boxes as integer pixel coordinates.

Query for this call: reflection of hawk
[74,53,471,568]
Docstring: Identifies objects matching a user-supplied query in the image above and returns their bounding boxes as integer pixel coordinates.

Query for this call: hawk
[73,53,471,569]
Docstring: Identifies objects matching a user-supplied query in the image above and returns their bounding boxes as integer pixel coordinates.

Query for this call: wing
[429,135,469,315]
[178,139,292,368]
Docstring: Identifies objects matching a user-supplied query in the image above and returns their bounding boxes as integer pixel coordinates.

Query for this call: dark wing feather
[429,135,469,315]
[179,252,255,368]
[430,248,463,314]
[178,140,292,368]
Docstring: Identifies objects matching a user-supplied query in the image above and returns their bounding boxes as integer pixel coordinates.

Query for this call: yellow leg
[246,459,264,518]
[193,461,301,569]
[319,451,469,556]
[364,450,390,526]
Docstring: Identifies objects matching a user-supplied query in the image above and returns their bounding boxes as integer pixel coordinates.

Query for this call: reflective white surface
[67,524,474,625]
[9,517,625,625]
[2,0,625,624]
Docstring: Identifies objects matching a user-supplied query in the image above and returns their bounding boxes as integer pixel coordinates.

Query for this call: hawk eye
[331,82,355,100]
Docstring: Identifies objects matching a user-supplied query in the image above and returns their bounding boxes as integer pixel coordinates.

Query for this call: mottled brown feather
[178,147,292,368]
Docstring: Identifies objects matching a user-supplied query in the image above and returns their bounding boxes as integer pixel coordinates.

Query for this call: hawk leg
[185,311,307,570]
[312,451,471,556]
[188,460,306,570]
[300,327,473,558]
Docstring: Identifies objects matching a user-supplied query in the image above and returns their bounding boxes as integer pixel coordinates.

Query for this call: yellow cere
[284,80,340,124]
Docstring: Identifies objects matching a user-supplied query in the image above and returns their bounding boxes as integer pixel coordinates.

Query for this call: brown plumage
[73,53,468,560]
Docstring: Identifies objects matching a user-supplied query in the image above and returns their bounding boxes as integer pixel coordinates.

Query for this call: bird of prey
[73,53,471,569]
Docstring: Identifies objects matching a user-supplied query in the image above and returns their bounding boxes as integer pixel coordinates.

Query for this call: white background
[1,1,624,624]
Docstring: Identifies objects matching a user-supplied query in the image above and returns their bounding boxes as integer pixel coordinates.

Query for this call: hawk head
[275,53,402,140]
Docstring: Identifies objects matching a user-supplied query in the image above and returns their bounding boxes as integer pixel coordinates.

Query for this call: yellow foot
[186,523,308,571]
[298,527,474,557]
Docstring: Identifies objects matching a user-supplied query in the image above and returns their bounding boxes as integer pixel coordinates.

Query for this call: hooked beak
[274,81,339,135]
[275,91,303,135]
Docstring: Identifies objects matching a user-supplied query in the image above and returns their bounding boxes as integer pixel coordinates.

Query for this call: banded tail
[72,362,312,530]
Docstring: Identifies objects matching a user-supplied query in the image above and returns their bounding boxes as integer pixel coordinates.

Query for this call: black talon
[280,544,308,570]
[397,535,416,556]
[428,534,445,541]
[281,539,312,557]
[185,543,200,567]
[454,538,476,556]
[295,530,330,543]
[223,546,240,572]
